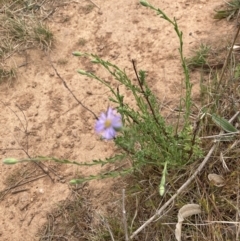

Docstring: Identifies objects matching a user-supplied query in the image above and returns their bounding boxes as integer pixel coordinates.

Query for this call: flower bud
[77,69,87,75]
[3,158,18,165]
[140,0,149,7]
[69,179,80,184]
[91,59,99,64]
[72,51,82,56]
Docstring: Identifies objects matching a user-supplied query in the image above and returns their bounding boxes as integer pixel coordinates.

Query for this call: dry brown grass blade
[88,0,100,9]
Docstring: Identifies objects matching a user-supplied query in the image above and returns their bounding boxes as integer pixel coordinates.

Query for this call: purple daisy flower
[95,107,122,140]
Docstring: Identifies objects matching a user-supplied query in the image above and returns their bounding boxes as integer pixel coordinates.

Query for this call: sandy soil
[0,0,233,240]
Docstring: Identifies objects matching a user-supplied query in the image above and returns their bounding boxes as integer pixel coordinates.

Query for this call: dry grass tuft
[0,0,57,83]
[38,186,93,241]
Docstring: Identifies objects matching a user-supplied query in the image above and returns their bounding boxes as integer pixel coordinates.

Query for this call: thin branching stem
[132,59,168,137]
[49,57,98,120]
[140,1,192,132]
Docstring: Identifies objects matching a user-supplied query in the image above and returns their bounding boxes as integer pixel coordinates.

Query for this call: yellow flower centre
[104,119,112,128]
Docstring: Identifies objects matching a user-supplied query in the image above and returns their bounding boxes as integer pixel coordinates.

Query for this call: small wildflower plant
[3,0,203,192]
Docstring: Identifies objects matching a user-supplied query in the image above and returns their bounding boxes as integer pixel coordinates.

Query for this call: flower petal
[106,107,114,118]
[95,118,105,133]
[99,112,107,121]
[112,117,122,129]
[102,127,116,140]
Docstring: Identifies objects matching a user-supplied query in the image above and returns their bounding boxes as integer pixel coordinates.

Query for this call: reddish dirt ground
[0,0,233,240]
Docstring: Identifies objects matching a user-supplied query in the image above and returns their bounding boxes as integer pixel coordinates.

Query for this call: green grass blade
[212,114,238,133]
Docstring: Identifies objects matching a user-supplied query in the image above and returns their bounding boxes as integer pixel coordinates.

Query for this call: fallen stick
[0,174,47,201]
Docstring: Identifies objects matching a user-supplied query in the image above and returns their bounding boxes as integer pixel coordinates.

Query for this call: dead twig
[122,189,129,241]
[15,104,29,153]
[0,174,47,201]
[32,161,54,183]
[0,101,56,182]
[27,213,36,226]
[11,188,29,194]
[99,213,115,241]
[42,9,55,21]
[217,23,240,88]
[48,56,98,120]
